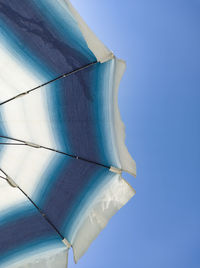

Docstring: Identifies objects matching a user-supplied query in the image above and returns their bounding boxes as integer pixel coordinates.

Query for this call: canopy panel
[0,180,67,268]
[0,58,135,175]
[0,145,135,262]
[0,0,110,103]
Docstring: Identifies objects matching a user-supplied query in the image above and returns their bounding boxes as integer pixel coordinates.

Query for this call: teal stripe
[33,0,96,63]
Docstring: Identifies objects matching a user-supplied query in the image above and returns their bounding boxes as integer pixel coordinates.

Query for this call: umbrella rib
[0,143,25,145]
[0,61,97,106]
[0,167,65,240]
[0,135,111,169]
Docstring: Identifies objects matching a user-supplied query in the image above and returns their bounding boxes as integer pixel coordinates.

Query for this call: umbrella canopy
[0,0,136,267]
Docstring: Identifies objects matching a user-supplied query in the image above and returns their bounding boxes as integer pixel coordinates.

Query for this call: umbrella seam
[0,168,65,241]
[0,135,111,169]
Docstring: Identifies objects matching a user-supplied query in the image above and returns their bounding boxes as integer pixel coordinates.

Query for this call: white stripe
[0,38,45,103]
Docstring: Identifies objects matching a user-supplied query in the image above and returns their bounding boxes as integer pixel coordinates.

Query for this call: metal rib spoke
[0,61,97,106]
[0,135,110,169]
[0,167,65,240]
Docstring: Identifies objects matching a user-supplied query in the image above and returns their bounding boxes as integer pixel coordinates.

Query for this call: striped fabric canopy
[0,0,136,267]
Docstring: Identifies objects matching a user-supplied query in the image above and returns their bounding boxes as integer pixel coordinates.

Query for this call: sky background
[68,1,200,267]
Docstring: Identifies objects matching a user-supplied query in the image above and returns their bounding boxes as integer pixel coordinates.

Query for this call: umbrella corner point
[62,238,71,249]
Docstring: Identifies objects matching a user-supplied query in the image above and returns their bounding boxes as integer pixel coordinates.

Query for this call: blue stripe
[0,211,63,264]
[0,1,96,78]
[0,201,32,226]
[0,236,63,267]
[38,156,101,228]
[62,168,114,241]
[42,60,118,167]
[31,153,114,242]
[34,0,96,63]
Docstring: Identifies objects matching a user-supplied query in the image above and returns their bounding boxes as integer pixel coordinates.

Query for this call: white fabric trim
[61,0,113,63]
[109,166,122,174]
[113,59,137,176]
[7,247,68,268]
[72,174,135,262]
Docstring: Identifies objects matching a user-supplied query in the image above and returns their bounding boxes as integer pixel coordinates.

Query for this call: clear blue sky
[69,1,200,267]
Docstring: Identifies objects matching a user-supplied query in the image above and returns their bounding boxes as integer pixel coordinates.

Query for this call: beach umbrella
[0,0,136,267]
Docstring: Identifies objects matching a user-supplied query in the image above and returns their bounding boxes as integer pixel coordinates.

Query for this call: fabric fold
[72,175,135,262]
